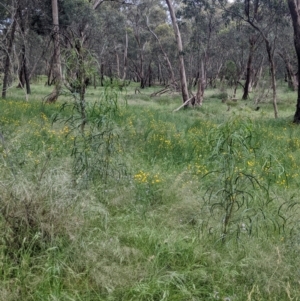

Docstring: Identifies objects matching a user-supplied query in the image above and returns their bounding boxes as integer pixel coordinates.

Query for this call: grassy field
[1,81,300,300]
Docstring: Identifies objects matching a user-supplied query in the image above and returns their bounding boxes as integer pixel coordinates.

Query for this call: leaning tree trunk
[46,0,62,103]
[165,0,189,104]
[288,0,300,123]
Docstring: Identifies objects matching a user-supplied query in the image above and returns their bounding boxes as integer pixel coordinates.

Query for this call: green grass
[1,82,300,300]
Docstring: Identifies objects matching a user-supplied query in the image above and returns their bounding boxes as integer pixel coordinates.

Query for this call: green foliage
[221,60,238,84]
[1,84,300,300]
[63,42,97,96]
[202,118,287,241]
[133,170,163,208]
[54,84,125,185]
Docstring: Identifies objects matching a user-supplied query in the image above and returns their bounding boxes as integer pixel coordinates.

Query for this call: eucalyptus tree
[222,0,289,117]
[287,0,300,123]
[45,0,62,103]
[124,0,155,88]
[16,0,32,94]
[1,0,60,98]
[145,3,176,85]
[277,22,297,91]
[218,24,251,98]
[241,31,262,99]
[1,0,19,98]
[180,0,221,85]
[165,0,190,103]
[93,1,127,82]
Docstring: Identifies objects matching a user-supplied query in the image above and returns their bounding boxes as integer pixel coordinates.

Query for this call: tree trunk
[288,0,300,123]
[2,5,18,99]
[146,16,176,86]
[245,27,278,118]
[158,62,162,84]
[195,61,205,105]
[139,48,145,89]
[165,0,189,104]
[17,8,30,95]
[278,51,298,91]
[46,0,62,103]
[252,55,264,89]
[115,49,120,79]
[242,36,255,100]
[75,41,87,132]
[266,42,278,118]
[17,44,30,94]
[122,30,128,81]
[148,63,153,87]
[100,63,104,86]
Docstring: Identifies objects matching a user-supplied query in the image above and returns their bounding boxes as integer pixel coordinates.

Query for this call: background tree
[165,0,190,104]
[288,0,300,123]
[1,0,19,99]
[46,0,62,103]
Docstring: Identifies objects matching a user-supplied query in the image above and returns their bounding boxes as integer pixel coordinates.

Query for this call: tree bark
[278,51,298,91]
[75,41,87,132]
[46,0,62,103]
[139,43,145,89]
[115,46,120,78]
[17,7,30,95]
[148,62,153,87]
[17,44,30,95]
[266,42,278,118]
[100,62,104,86]
[122,30,128,81]
[288,0,300,123]
[195,61,205,105]
[242,36,256,100]
[165,0,189,103]
[2,4,18,99]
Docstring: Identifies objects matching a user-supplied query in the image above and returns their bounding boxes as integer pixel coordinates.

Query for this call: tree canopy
[0,0,300,120]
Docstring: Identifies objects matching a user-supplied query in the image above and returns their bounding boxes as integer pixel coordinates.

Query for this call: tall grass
[0,83,300,300]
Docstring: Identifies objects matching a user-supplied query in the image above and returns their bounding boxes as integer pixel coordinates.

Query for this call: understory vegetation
[1,82,300,300]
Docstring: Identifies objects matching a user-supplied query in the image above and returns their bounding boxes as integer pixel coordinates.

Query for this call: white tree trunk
[165,0,189,103]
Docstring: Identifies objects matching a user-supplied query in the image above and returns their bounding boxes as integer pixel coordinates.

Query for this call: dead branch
[173,97,194,112]
[150,86,171,97]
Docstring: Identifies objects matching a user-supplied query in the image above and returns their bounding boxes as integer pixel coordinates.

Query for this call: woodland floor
[0,80,300,300]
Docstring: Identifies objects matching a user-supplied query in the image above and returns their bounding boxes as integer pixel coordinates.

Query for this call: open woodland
[1,0,300,300]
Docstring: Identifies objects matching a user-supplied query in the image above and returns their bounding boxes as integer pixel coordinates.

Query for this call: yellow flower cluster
[276,177,288,188]
[134,171,149,183]
[41,112,48,121]
[134,171,161,184]
[188,163,208,175]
